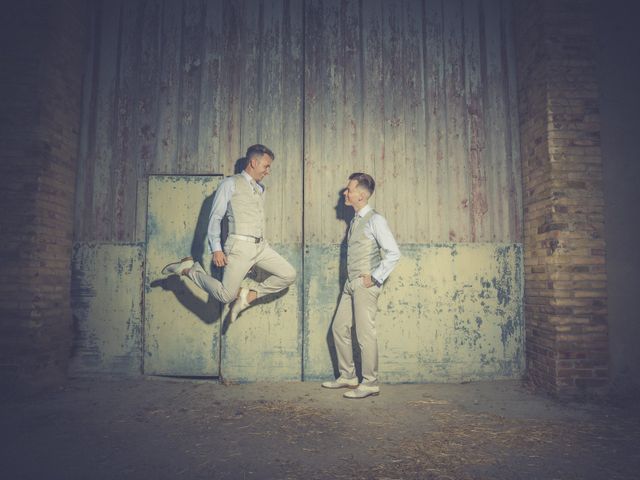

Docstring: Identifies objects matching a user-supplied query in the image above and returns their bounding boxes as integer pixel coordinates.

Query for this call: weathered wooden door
[144,175,223,376]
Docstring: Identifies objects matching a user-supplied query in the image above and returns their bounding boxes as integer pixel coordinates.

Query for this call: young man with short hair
[322,172,400,398]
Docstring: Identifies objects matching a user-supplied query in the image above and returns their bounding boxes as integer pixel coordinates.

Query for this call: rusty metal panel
[221,245,302,382]
[69,243,144,375]
[144,175,222,376]
[303,243,524,382]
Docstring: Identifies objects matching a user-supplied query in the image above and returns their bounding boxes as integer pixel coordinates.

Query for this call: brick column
[515,0,608,396]
[0,1,87,390]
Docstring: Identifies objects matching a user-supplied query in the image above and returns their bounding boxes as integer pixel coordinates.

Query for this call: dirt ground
[1,377,639,480]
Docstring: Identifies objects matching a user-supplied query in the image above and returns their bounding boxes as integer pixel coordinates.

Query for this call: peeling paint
[144,176,222,376]
[221,244,302,383]
[304,243,524,383]
[69,243,144,375]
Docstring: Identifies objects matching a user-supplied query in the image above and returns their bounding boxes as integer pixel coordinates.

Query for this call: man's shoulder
[369,210,387,222]
[220,174,242,186]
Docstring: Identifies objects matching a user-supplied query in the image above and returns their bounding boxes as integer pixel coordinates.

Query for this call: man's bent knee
[282,265,297,286]
[217,288,237,305]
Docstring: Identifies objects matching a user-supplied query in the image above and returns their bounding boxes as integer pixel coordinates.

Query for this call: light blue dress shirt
[207,171,264,253]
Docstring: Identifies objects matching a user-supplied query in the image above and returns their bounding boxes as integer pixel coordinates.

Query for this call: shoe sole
[229,302,246,323]
[229,289,250,323]
[343,391,380,399]
[321,384,359,389]
[161,256,193,275]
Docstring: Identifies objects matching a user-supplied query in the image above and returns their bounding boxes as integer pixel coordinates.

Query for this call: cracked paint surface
[304,243,524,383]
[70,243,144,375]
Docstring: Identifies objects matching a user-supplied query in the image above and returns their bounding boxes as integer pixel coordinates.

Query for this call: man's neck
[242,170,258,182]
[353,202,369,215]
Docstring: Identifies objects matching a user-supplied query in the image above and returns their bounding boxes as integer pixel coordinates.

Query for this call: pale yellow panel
[304,243,524,383]
[145,175,222,376]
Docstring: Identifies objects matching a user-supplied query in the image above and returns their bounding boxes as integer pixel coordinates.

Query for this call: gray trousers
[331,277,382,386]
[187,238,296,304]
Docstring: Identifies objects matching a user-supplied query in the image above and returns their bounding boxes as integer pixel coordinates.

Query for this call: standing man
[322,173,400,399]
[162,144,296,323]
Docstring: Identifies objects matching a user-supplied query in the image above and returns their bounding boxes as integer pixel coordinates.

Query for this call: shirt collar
[241,170,263,190]
[356,204,372,218]
[241,170,254,183]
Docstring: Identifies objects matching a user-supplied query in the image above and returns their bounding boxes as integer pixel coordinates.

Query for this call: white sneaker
[343,384,380,399]
[229,287,250,323]
[321,377,359,389]
[161,256,194,275]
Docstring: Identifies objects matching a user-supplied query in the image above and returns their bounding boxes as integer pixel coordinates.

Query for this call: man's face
[343,179,363,207]
[251,155,272,181]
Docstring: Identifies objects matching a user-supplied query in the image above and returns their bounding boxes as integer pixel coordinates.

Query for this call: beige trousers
[331,277,382,386]
[187,238,296,304]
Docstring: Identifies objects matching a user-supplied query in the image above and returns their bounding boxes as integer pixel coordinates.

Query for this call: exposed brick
[0,0,87,390]
[516,0,609,397]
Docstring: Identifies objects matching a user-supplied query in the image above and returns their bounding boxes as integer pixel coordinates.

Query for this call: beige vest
[347,209,381,281]
[227,174,265,238]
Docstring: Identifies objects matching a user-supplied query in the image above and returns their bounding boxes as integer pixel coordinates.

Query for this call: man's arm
[207,177,235,258]
[367,214,401,285]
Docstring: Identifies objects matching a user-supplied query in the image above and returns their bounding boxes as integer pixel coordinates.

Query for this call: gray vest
[227,174,265,238]
[347,209,381,281]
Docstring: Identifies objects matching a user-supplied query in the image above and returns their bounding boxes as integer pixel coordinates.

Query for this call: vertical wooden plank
[154,0,183,174]
[260,0,284,242]
[303,0,323,245]
[424,0,446,242]
[220,0,242,172]
[464,0,489,242]
[323,0,342,243]
[502,0,523,242]
[482,0,509,241]
[443,0,470,242]
[91,0,122,241]
[177,0,206,174]
[113,0,142,241]
[340,0,362,202]
[361,0,385,236]
[282,0,304,245]
[403,0,429,241]
[380,0,402,238]
[134,0,163,242]
[238,0,260,152]
[74,0,99,241]
[198,0,224,174]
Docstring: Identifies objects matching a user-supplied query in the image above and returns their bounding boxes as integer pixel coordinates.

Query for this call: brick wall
[515,0,609,396]
[0,0,87,389]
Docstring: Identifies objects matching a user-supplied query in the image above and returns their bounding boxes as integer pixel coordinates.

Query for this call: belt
[229,233,263,243]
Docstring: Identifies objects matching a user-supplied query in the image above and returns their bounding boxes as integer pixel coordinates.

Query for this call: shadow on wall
[149,189,222,326]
